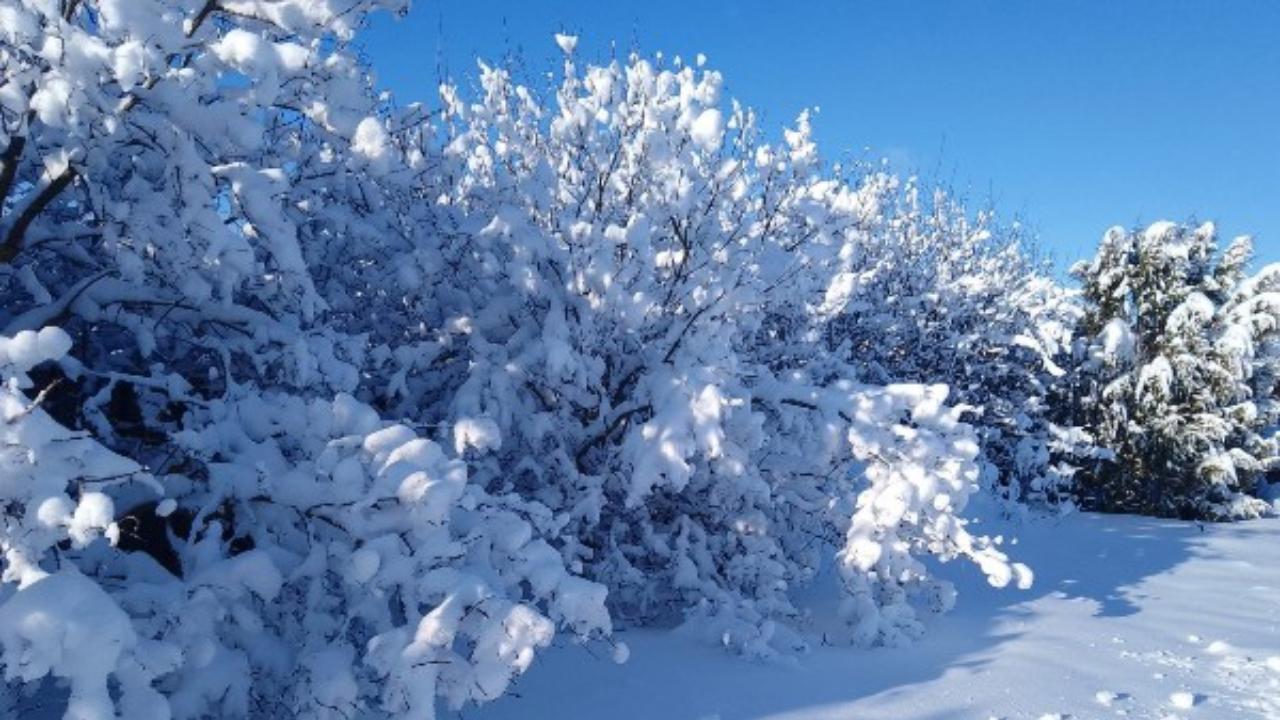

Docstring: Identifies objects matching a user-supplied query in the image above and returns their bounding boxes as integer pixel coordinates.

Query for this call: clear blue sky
[360,1,1280,271]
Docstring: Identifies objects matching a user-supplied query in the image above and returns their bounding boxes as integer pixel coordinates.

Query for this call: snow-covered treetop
[2,0,406,326]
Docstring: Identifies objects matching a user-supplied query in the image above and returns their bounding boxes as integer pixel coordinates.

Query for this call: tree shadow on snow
[451,511,1208,720]
[996,511,1208,618]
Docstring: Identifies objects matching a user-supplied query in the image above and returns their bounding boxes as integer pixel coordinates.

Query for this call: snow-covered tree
[1063,221,1280,519]
[361,46,1032,655]
[1,349,611,719]
[3,8,1035,716]
[1,3,611,718]
[811,179,1080,509]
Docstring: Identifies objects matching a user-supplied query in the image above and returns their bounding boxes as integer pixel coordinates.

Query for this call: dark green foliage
[1061,222,1280,519]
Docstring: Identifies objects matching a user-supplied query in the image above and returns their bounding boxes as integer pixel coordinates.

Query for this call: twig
[0,135,25,208]
[0,165,78,264]
[5,378,62,423]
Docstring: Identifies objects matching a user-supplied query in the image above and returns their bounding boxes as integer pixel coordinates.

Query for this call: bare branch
[0,135,25,208]
[187,0,220,37]
[574,403,652,473]
[0,164,78,265]
[5,378,63,424]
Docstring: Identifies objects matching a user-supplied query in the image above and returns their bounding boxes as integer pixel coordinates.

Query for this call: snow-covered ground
[459,512,1280,720]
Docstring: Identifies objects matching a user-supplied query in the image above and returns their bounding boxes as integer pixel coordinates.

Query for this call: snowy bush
[1,330,608,719]
[1062,222,1280,519]
[1,1,1036,714]
[1,0,603,716]
[366,45,1032,655]
[811,181,1081,509]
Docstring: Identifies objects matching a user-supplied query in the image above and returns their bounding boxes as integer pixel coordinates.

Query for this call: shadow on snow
[453,511,1210,720]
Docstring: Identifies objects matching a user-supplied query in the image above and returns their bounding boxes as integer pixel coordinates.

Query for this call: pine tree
[1064,222,1280,519]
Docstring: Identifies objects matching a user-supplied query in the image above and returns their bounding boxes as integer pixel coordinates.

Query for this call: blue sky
[360,1,1280,271]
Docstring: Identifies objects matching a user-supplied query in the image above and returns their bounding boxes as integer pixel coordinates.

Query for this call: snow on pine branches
[1063,222,1280,519]
[2,4,1037,716]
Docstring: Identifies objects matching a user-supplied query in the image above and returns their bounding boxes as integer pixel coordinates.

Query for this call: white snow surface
[458,512,1280,720]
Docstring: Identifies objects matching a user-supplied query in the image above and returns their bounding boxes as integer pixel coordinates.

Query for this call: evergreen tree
[1064,221,1280,519]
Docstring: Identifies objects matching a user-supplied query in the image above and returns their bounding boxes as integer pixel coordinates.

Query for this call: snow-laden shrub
[811,181,1081,509]
[355,45,1032,656]
[0,0,605,715]
[2,0,1036,712]
[0,328,163,720]
[0,0,418,344]
[1062,222,1280,519]
[160,391,609,718]
[0,329,608,719]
